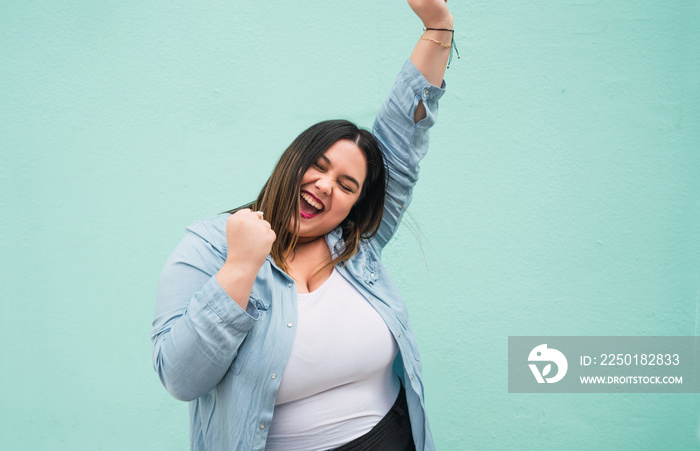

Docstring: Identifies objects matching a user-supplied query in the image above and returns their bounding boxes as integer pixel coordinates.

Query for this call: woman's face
[294,139,367,241]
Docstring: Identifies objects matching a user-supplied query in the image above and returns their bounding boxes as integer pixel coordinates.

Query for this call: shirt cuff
[189,276,260,333]
[400,58,447,104]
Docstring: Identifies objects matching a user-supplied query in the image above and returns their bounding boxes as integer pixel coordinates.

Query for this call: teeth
[301,192,322,211]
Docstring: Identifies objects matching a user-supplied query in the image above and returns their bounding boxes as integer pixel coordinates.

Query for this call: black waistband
[330,385,415,451]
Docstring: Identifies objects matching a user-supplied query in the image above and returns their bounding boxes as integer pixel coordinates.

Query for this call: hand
[407,0,454,29]
[223,209,276,273]
[215,209,275,309]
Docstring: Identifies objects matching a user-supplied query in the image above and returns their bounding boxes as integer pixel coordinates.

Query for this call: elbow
[154,363,204,402]
[153,350,205,402]
[165,383,200,403]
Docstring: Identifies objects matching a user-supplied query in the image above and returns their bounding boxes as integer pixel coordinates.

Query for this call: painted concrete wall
[1,1,698,449]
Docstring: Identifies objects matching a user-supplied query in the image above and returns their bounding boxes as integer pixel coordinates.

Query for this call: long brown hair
[227,120,386,274]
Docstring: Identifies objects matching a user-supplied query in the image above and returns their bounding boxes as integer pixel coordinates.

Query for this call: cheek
[339,195,361,215]
[299,168,314,185]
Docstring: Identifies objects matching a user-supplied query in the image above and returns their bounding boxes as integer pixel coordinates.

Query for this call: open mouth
[300,191,325,219]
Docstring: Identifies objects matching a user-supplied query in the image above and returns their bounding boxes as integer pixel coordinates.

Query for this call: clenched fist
[224,209,276,271]
[216,209,276,309]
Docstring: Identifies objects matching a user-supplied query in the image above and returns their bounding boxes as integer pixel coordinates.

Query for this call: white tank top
[264,268,400,451]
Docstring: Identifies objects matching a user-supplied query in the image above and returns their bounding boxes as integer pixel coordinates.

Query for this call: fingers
[224,209,277,270]
[235,208,267,223]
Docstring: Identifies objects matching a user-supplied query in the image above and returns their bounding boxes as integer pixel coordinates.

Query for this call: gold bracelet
[421,27,461,68]
[420,36,452,49]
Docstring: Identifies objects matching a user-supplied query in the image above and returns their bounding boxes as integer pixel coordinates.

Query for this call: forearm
[410,26,453,88]
[215,262,259,311]
[407,0,454,122]
[408,0,453,82]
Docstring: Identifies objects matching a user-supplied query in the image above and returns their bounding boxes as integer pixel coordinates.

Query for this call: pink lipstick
[300,190,325,219]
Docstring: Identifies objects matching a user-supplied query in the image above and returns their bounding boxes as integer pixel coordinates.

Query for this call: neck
[295,234,324,245]
[285,235,333,285]
[289,235,329,262]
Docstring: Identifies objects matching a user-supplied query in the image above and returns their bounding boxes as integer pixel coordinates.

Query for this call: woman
[152,1,454,449]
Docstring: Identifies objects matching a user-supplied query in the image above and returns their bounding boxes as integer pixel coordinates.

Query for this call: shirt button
[271,373,277,379]
[370,273,375,277]
[424,89,430,96]
[260,424,265,430]
[368,296,373,301]
[287,323,293,328]
[398,333,401,338]
[288,283,293,288]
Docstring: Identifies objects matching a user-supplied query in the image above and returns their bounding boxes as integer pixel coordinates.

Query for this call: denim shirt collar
[325,227,344,259]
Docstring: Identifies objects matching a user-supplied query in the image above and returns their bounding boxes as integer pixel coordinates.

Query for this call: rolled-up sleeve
[371,59,446,251]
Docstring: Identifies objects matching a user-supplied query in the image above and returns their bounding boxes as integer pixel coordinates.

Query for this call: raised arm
[369,0,453,251]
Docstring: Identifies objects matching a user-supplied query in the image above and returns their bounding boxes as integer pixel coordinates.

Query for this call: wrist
[219,259,261,280]
[423,13,454,30]
[421,27,454,43]
[216,261,259,309]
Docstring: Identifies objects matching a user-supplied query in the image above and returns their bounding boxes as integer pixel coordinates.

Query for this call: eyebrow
[320,155,361,189]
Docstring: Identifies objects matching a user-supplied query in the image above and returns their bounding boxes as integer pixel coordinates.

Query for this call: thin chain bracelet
[422,27,460,68]
[420,36,452,48]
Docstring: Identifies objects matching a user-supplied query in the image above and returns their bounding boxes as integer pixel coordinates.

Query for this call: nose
[315,175,332,195]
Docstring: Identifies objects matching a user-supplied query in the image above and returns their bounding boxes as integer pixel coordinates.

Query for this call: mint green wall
[1,1,698,450]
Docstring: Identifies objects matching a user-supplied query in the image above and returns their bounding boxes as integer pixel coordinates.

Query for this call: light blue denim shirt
[152,59,446,451]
